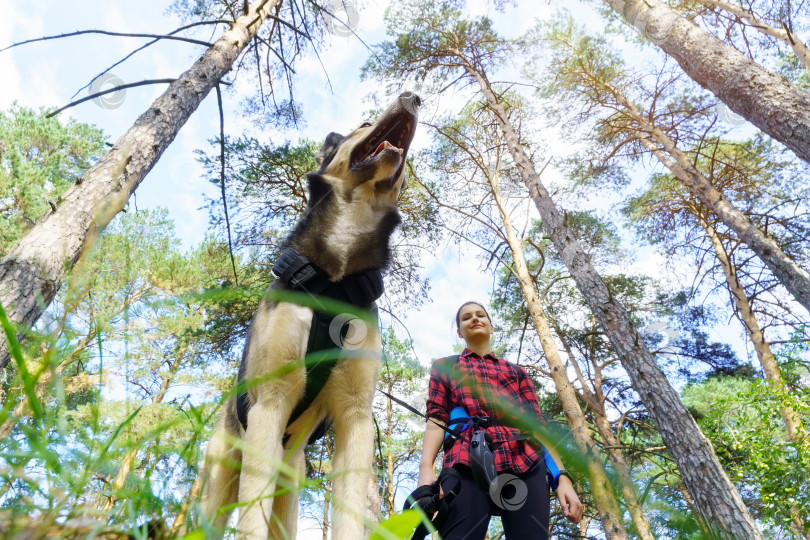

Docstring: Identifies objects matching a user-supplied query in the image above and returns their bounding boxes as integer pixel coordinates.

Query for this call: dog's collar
[272,248,384,307]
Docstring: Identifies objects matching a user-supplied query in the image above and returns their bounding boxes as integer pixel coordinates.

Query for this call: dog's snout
[399,91,421,110]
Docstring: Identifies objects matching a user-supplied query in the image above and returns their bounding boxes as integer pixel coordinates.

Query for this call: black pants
[437,460,550,540]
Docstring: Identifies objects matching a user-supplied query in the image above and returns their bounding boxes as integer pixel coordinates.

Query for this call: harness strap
[272,248,330,293]
[237,248,384,439]
[381,386,566,492]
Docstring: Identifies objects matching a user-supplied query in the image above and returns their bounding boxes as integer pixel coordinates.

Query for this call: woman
[417,301,583,539]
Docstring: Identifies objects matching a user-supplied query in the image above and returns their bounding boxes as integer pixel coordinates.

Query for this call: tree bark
[559,329,657,540]
[603,0,810,165]
[488,170,630,539]
[678,480,712,537]
[465,62,764,540]
[608,86,810,315]
[322,478,331,540]
[170,475,201,536]
[695,212,806,445]
[0,0,281,373]
[559,330,655,540]
[592,412,656,540]
[696,0,810,69]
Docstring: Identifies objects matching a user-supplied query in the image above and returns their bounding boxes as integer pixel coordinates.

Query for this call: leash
[377,387,469,443]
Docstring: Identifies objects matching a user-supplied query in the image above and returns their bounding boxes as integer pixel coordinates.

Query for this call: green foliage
[370,509,423,540]
[0,104,107,257]
[199,137,316,256]
[363,2,508,94]
[0,208,236,537]
[375,329,427,518]
[777,49,810,89]
[681,341,810,537]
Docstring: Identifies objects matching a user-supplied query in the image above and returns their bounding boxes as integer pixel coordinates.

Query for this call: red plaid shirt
[425,348,546,474]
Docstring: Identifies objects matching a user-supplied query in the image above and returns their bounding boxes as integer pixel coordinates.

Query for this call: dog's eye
[359,122,372,128]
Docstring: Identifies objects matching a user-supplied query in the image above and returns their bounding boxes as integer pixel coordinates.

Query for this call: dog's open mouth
[349,112,416,173]
[351,140,404,168]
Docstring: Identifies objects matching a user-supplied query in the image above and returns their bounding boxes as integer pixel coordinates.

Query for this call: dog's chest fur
[322,198,399,279]
[290,181,401,281]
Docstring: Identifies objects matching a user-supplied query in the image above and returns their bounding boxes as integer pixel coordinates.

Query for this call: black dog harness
[236,248,384,440]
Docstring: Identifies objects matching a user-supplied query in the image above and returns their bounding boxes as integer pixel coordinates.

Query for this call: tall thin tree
[0,0,312,373]
[364,5,763,537]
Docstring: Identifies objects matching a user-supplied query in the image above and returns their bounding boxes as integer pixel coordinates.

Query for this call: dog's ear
[305,173,333,208]
[315,132,345,171]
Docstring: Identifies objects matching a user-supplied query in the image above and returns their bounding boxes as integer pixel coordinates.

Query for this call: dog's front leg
[328,352,380,540]
[332,406,375,539]
[237,397,294,540]
[236,302,310,539]
[237,367,306,539]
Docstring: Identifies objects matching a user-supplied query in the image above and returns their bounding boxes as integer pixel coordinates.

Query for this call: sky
[0,0,564,368]
[0,0,768,536]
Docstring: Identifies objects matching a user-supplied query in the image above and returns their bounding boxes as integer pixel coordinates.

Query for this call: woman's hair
[454,301,492,329]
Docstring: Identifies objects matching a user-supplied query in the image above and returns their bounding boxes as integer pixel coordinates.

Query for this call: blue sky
[0,0,566,368]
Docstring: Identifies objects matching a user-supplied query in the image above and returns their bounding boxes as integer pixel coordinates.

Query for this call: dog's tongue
[373,140,403,156]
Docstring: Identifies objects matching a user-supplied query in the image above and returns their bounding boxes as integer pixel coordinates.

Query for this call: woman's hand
[417,465,444,498]
[417,465,438,488]
[556,475,583,524]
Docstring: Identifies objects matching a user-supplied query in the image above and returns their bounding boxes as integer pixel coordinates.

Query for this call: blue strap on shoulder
[445,406,472,439]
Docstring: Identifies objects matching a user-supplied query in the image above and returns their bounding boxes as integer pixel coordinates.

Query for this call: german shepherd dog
[199,92,421,539]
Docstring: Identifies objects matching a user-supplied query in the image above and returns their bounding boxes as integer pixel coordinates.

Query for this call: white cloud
[0,1,59,109]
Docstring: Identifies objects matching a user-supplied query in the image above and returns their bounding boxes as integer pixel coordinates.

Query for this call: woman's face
[456,303,492,342]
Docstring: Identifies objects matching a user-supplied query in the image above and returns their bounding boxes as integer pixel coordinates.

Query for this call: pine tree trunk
[464,62,764,540]
[0,0,282,373]
[603,0,810,165]
[790,508,810,540]
[322,478,331,540]
[488,170,630,539]
[678,480,712,537]
[100,449,139,512]
[386,386,396,515]
[592,408,656,540]
[558,332,656,539]
[616,95,810,316]
[170,475,201,535]
[561,25,810,314]
[695,213,806,445]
